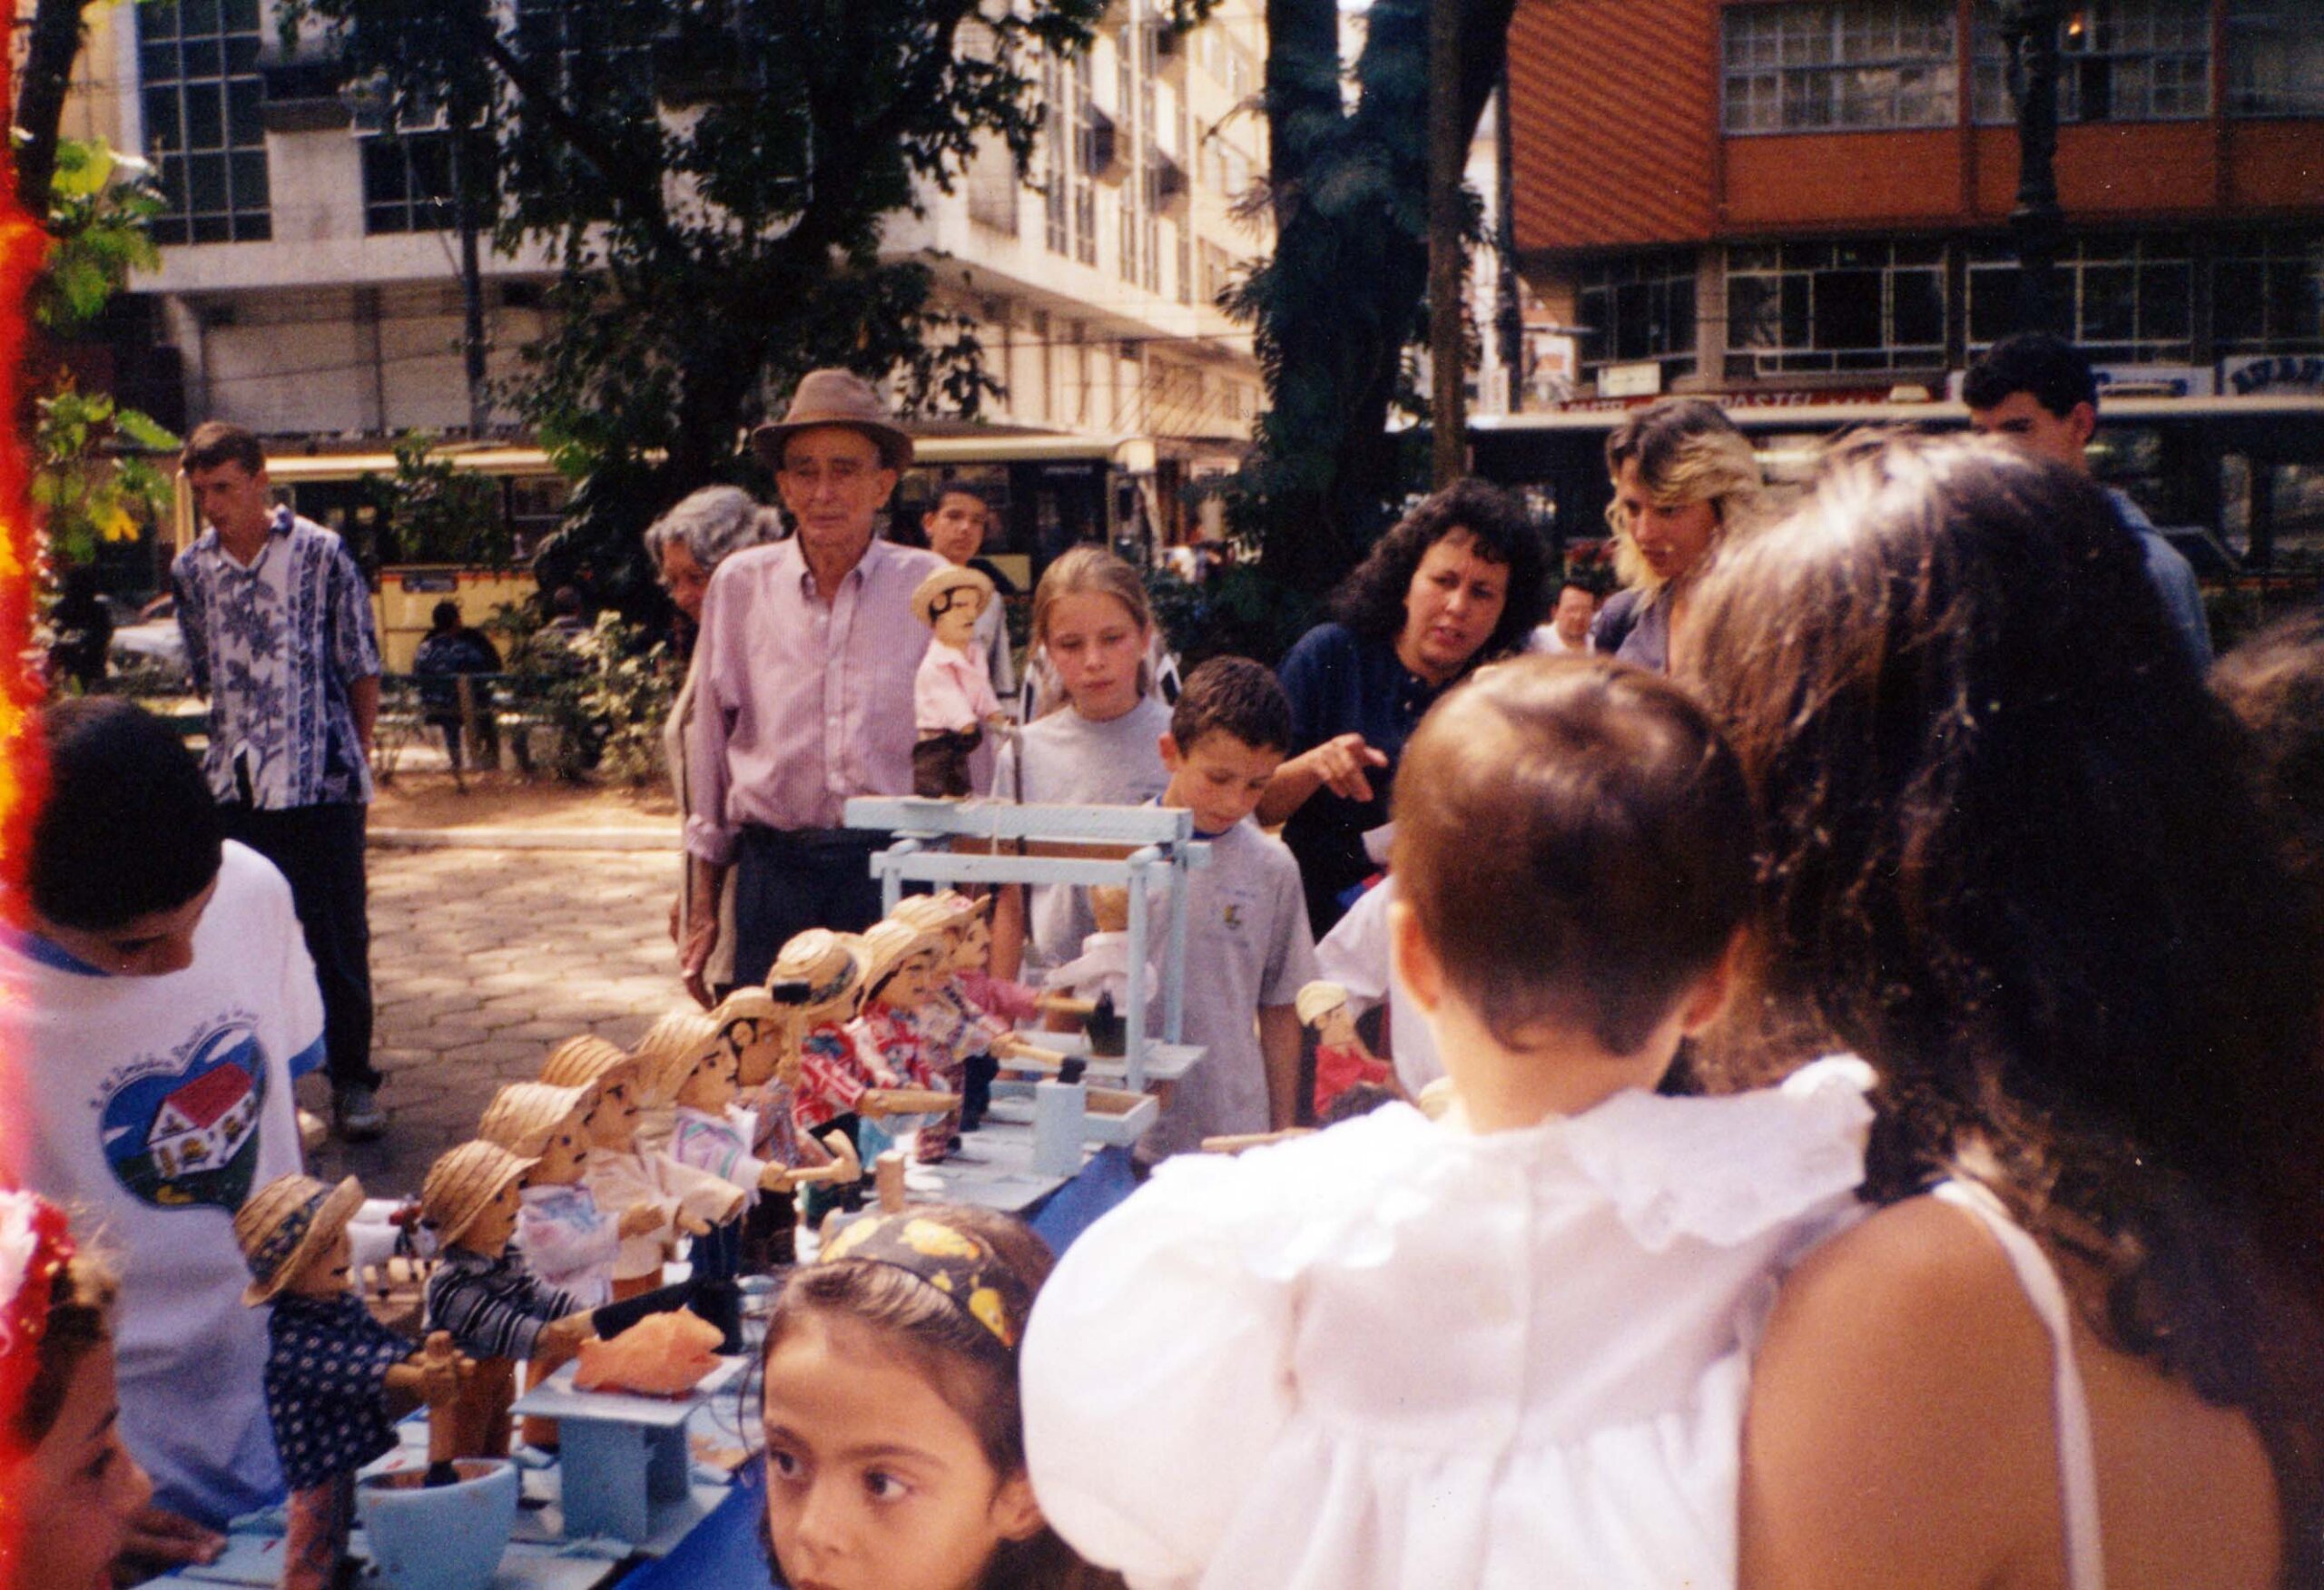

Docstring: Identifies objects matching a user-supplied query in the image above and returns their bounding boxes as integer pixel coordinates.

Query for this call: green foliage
[568,613,677,788]
[33,384,179,567]
[1217,0,1514,600]
[358,433,511,567]
[34,138,163,332]
[280,0,1219,624]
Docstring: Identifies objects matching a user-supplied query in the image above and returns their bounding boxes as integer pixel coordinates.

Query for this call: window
[2214,231,2324,354]
[1726,239,1946,375]
[1972,0,2211,124]
[2227,1,2324,118]
[1723,1,1957,134]
[362,132,458,234]
[1575,250,1699,378]
[1965,233,2193,361]
[138,0,271,244]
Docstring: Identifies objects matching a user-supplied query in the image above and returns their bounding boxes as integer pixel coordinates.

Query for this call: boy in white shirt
[0,699,327,1578]
[1140,658,1319,1163]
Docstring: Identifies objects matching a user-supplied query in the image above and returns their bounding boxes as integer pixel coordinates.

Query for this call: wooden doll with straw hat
[476,1080,648,1311]
[238,1173,468,1590]
[714,987,861,1269]
[774,928,956,1173]
[849,917,960,1163]
[891,890,1072,1131]
[911,562,1006,798]
[419,1142,597,1460]
[541,1035,744,1303]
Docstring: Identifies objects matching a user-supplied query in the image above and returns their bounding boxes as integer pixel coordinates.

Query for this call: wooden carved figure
[911,564,1006,798]
[849,919,958,1163]
[419,1143,597,1461]
[237,1173,469,1590]
[889,891,1068,1131]
[540,1035,742,1304]
[715,987,857,1269]
[1295,980,1397,1123]
[478,1082,641,1310]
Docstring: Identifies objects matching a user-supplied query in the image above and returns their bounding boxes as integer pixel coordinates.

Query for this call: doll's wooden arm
[616,1204,665,1239]
[1035,993,1097,1017]
[421,1333,466,1477]
[1200,1128,1315,1155]
[991,1033,1071,1068]
[859,1086,956,1116]
[780,1131,862,1189]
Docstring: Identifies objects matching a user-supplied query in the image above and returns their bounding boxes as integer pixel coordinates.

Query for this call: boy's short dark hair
[1393,657,1753,1055]
[31,699,223,930]
[1169,656,1294,756]
[1963,332,2097,419]
[180,421,266,477]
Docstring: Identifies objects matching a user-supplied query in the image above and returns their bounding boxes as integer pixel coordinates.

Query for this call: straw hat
[478,1082,591,1159]
[857,919,940,1000]
[748,368,913,472]
[631,1007,727,1102]
[889,891,983,936]
[714,986,782,1027]
[541,1035,638,1093]
[911,564,996,628]
[769,928,866,1016]
[235,1173,365,1306]
[421,1141,537,1249]
[1295,980,1351,1027]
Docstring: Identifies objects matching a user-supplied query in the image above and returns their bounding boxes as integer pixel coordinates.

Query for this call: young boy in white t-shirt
[1139,658,1319,1164]
[0,699,325,1578]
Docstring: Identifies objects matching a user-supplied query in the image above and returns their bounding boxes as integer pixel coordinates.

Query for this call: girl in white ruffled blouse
[1019,656,1875,1590]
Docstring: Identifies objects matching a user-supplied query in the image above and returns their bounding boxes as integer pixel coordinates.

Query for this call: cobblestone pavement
[303,843,690,1198]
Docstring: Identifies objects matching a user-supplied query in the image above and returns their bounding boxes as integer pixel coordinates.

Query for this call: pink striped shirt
[685,535,949,863]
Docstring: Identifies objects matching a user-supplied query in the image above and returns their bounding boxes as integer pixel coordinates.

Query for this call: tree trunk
[15,0,96,220]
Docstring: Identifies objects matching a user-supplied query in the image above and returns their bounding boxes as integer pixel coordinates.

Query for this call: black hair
[30,699,223,930]
[1169,656,1295,756]
[1963,332,2098,418]
[1324,478,1546,664]
[180,420,265,477]
[429,600,461,631]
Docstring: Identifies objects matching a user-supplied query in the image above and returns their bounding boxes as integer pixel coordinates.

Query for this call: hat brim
[750,418,913,473]
[439,1153,538,1249]
[243,1175,366,1307]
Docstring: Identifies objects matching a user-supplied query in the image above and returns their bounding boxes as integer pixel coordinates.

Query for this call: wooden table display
[507,1355,749,1545]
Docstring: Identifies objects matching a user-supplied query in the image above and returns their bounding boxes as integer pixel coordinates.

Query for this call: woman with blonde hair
[1592,398,1764,671]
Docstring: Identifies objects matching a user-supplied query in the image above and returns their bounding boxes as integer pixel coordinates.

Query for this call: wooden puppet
[911,563,1007,798]
[419,1142,596,1461]
[236,1173,469,1590]
[1295,980,1397,1123]
[539,1035,743,1304]
[714,987,859,1268]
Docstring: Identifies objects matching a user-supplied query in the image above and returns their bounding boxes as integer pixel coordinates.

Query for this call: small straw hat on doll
[1295,981,1351,1027]
[888,891,986,935]
[234,1173,366,1307]
[630,1007,727,1103]
[478,1082,592,1159]
[420,1142,538,1249]
[540,1035,639,1093]
[769,928,867,1014]
[714,986,783,1027]
[855,919,940,1000]
[911,564,996,628]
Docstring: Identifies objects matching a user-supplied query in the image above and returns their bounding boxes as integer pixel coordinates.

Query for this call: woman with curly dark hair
[1684,433,2324,1589]
[1259,477,1546,933]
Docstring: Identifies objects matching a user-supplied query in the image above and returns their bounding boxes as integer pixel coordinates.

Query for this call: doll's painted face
[1314,1006,1358,1049]
[677,1045,741,1111]
[930,585,984,651]
[466,1178,523,1256]
[587,1071,643,1150]
[726,1016,789,1089]
[951,917,990,974]
[283,1223,356,1300]
[801,979,862,1032]
[530,1109,592,1184]
[872,950,942,1014]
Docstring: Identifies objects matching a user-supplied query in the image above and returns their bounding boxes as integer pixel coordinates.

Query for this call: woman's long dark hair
[1687,433,2324,1582]
[1324,477,1547,663]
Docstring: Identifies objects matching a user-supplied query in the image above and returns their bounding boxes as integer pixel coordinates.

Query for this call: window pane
[144,87,183,152]
[182,82,222,149]
[2140,261,2191,340]
[1970,265,2021,343]
[187,152,227,212]
[228,151,268,210]
[2082,263,2137,341]
[2214,260,2266,345]
[1894,270,1945,345]
[227,79,263,144]
[1816,269,1883,348]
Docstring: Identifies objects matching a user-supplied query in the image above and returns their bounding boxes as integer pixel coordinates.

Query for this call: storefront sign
[2224,355,2324,397]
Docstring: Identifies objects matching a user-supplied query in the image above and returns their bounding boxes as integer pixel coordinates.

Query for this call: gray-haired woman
[645,486,783,1000]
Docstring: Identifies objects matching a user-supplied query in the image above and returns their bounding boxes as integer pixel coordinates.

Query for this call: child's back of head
[1167,657,1293,759]
[1393,656,1753,1058]
[30,698,223,932]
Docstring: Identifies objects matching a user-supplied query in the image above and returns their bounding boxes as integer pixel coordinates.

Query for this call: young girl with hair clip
[0,1192,156,1590]
[1021,659,1876,1587]
[1681,433,2324,1590]
[757,1203,1122,1590]
[990,546,1171,980]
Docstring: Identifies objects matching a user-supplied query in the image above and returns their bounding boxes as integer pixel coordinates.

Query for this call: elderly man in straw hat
[681,369,950,999]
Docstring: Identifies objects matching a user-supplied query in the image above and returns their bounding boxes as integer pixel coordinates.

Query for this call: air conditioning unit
[1079,107,1122,181]
[1147,151,1187,210]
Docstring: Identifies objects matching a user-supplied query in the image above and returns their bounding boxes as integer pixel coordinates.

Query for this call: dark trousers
[730,826,891,986]
[221,801,379,1094]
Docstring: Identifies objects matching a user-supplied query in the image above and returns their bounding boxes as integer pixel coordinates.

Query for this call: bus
[1469,395,2324,581]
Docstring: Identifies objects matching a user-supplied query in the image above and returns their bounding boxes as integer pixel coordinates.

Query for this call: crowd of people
[5,330,2322,1590]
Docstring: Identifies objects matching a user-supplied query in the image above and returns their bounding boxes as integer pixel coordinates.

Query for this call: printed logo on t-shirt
[98,1020,271,1210]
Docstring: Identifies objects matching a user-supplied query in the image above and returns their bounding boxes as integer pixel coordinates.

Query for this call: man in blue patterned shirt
[174,422,389,1141]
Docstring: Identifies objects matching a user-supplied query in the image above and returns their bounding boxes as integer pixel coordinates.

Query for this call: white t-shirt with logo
[0,842,322,1526]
